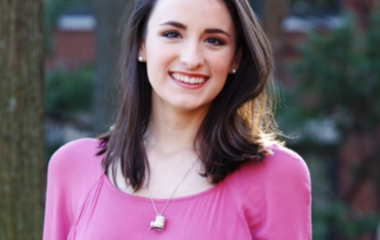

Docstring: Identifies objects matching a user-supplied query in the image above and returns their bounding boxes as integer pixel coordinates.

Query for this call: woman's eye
[163,31,181,39]
[206,37,225,46]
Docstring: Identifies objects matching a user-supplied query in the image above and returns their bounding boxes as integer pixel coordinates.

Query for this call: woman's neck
[110,99,214,198]
[144,102,208,153]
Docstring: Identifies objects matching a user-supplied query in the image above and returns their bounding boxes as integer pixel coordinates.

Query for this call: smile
[171,72,207,85]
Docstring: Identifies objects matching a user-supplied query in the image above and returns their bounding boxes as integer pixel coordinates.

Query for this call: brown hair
[98,0,279,191]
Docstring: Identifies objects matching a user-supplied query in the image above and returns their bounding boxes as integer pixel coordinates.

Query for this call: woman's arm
[43,147,74,240]
[43,138,104,240]
[226,144,311,239]
[253,151,311,239]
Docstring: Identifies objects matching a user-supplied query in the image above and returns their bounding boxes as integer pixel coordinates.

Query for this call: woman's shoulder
[48,138,104,180]
[262,142,309,177]
[224,142,311,238]
[225,142,310,194]
[45,138,106,234]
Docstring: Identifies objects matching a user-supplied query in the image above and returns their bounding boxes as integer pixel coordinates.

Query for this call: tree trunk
[0,0,44,239]
[91,0,130,134]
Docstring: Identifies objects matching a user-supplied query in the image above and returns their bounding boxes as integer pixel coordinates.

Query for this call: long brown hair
[98,0,279,191]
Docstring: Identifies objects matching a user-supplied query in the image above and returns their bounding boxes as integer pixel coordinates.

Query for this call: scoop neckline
[102,173,222,203]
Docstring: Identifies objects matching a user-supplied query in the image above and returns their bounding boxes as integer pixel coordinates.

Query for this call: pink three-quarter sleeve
[227,144,312,240]
[43,145,76,240]
[257,151,311,239]
[43,139,103,240]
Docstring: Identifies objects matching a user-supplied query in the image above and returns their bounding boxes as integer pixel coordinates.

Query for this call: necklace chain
[147,160,196,216]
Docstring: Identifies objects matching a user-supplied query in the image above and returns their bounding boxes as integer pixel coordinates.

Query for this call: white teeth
[171,73,206,84]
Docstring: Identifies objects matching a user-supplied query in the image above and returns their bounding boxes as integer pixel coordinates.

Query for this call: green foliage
[277,5,380,239]
[290,10,380,134]
[313,202,379,239]
[44,0,88,30]
[291,0,337,9]
[44,67,94,115]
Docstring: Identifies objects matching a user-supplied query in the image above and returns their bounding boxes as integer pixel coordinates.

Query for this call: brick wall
[45,30,95,71]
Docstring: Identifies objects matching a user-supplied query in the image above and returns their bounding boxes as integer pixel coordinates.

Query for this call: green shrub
[278,6,380,240]
[44,67,94,115]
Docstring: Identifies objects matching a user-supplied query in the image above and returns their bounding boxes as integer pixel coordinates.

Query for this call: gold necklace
[148,161,196,231]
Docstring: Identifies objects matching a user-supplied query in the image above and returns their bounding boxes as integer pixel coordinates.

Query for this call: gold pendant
[150,214,166,231]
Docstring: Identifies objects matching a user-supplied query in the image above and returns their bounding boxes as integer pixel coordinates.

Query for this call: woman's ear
[138,42,147,62]
[229,49,242,74]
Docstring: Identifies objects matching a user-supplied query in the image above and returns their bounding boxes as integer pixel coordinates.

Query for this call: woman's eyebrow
[160,21,187,30]
[204,28,231,38]
[159,21,231,38]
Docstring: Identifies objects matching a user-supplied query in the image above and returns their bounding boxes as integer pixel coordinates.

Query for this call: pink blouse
[43,138,311,239]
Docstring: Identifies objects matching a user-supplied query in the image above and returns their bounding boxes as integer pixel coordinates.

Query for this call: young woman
[43,0,311,239]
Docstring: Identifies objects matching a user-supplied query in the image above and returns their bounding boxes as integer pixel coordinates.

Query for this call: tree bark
[91,0,130,134]
[0,1,44,239]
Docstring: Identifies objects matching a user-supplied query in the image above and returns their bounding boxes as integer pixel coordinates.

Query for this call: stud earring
[138,56,144,62]
[232,69,237,74]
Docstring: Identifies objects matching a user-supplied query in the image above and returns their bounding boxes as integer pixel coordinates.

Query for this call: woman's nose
[179,40,204,70]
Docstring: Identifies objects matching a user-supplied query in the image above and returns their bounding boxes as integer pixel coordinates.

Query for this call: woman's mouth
[171,72,208,85]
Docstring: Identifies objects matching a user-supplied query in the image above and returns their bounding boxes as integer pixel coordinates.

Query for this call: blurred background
[43,0,379,239]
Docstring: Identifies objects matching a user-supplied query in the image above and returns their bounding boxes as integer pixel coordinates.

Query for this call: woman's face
[140,0,238,112]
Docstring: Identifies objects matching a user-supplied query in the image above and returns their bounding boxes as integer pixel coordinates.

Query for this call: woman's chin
[167,101,211,113]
